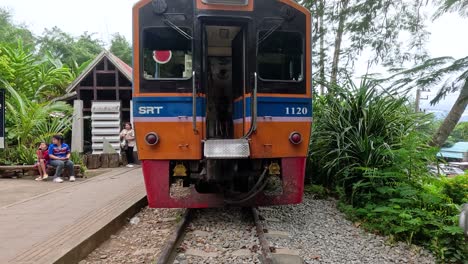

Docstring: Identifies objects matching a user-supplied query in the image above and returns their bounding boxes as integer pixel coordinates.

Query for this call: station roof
[65,50,133,94]
[437,142,468,160]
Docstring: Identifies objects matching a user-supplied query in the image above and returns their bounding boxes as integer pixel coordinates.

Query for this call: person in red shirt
[35,142,49,181]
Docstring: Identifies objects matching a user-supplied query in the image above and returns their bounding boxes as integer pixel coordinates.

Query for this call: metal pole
[415,88,421,112]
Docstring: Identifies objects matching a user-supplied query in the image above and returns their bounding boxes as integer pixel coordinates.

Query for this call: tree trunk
[319,0,326,94]
[431,81,468,147]
[330,0,349,86]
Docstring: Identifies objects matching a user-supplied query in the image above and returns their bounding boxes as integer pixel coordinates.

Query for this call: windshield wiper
[163,14,193,40]
[258,18,284,44]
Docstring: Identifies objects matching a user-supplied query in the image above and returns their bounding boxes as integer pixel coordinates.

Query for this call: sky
[2,0,468,117]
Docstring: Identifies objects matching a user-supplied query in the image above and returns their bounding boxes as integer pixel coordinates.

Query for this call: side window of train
[257,31,303,82]
[142,27,193,80]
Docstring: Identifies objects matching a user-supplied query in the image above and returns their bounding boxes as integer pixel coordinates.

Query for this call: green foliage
[433,0,468,19]
[110,33,132,65]
[442,175,468,204]
[2,80,73,149]
[37,27,103,67]
[310,78,432,192]
[0,42,75,101]
[0,8,35,49]
[301,0,430,88]
[450,122,468,142]
[309,79,468,262]
[383,56,468,106]
[70,152,87,173]
[304,184,329,199]
[0,40,74,165]
[343,175,468,263]
[0,146,36,165]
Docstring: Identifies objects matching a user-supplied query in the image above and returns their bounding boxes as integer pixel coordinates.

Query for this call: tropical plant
[309,79,467,262]
[0,41,75,102]
[3,81,73,149]
[310,78,432,192]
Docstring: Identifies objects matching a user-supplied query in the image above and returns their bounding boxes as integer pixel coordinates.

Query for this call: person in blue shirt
[48,134,75,183]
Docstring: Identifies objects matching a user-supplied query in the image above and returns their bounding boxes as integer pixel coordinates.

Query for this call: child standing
[35,142,49,181]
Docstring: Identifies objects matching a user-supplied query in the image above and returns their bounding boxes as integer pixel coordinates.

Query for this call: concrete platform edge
[54,196,148,264]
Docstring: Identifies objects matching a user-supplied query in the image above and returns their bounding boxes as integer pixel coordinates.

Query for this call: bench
[0,165,82,178]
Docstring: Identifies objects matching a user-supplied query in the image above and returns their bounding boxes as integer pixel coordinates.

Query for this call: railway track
[156,207,275,264]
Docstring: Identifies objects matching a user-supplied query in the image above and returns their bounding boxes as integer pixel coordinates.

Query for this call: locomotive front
[132,0,312,208]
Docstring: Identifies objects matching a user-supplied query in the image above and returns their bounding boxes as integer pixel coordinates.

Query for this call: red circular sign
[153,50,172,64]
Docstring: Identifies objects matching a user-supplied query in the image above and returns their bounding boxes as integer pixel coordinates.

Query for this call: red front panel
[141,158,306,208]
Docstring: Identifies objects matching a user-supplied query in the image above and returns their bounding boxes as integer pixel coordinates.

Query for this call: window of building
[257,31,303,82]
[142,27,192,80]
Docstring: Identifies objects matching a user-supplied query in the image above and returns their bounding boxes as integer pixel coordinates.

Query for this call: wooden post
[101,154,110,168]
[109,153,120,168]
[86,154,101,169]
[71,100,84,152]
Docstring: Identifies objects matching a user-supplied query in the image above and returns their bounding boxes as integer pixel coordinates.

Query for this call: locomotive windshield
[257,31,303,82]
[142,27,193,80]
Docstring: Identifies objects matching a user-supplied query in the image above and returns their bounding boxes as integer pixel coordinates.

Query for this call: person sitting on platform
[34,142,49,181]
[48,135,75,183]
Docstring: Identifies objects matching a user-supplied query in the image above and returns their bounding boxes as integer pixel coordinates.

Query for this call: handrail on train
[192,71,198,134]
[244,72,258,138]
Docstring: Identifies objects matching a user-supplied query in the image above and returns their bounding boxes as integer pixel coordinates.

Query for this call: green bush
[304,184,329,199]
[70,152,87,173]
[0,146,36,165]
[442,175,468,205]
[342,177,467,263]
[309,79,468,262]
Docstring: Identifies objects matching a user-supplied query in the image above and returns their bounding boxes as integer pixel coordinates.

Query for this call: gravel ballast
[175,208,262,264]
[82,207,184,264]
[81,193,436,264]
[259,193,436,264]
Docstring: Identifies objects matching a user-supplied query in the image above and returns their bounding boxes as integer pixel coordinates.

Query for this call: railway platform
[0,167,147,264]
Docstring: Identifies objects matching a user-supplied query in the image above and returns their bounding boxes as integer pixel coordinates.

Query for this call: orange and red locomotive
[132,0,312,208]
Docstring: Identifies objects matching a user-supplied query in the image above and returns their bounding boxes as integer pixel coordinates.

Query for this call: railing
[192,71,198,134]
[244,72,258,138]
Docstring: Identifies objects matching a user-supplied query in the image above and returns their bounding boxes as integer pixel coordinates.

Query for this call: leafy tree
[450,122,468,142]
[383,0,468,147]
[37,28,103,66]
[3,80,72,148]
[0,8,35,49]
[110,33,132,65]
[433,0,468,18]
[300,0,429,91]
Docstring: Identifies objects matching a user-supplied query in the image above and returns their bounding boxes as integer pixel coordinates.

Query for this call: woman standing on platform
[120,122,136,168]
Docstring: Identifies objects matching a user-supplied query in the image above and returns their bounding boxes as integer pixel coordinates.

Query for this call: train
[132,0,312,208]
